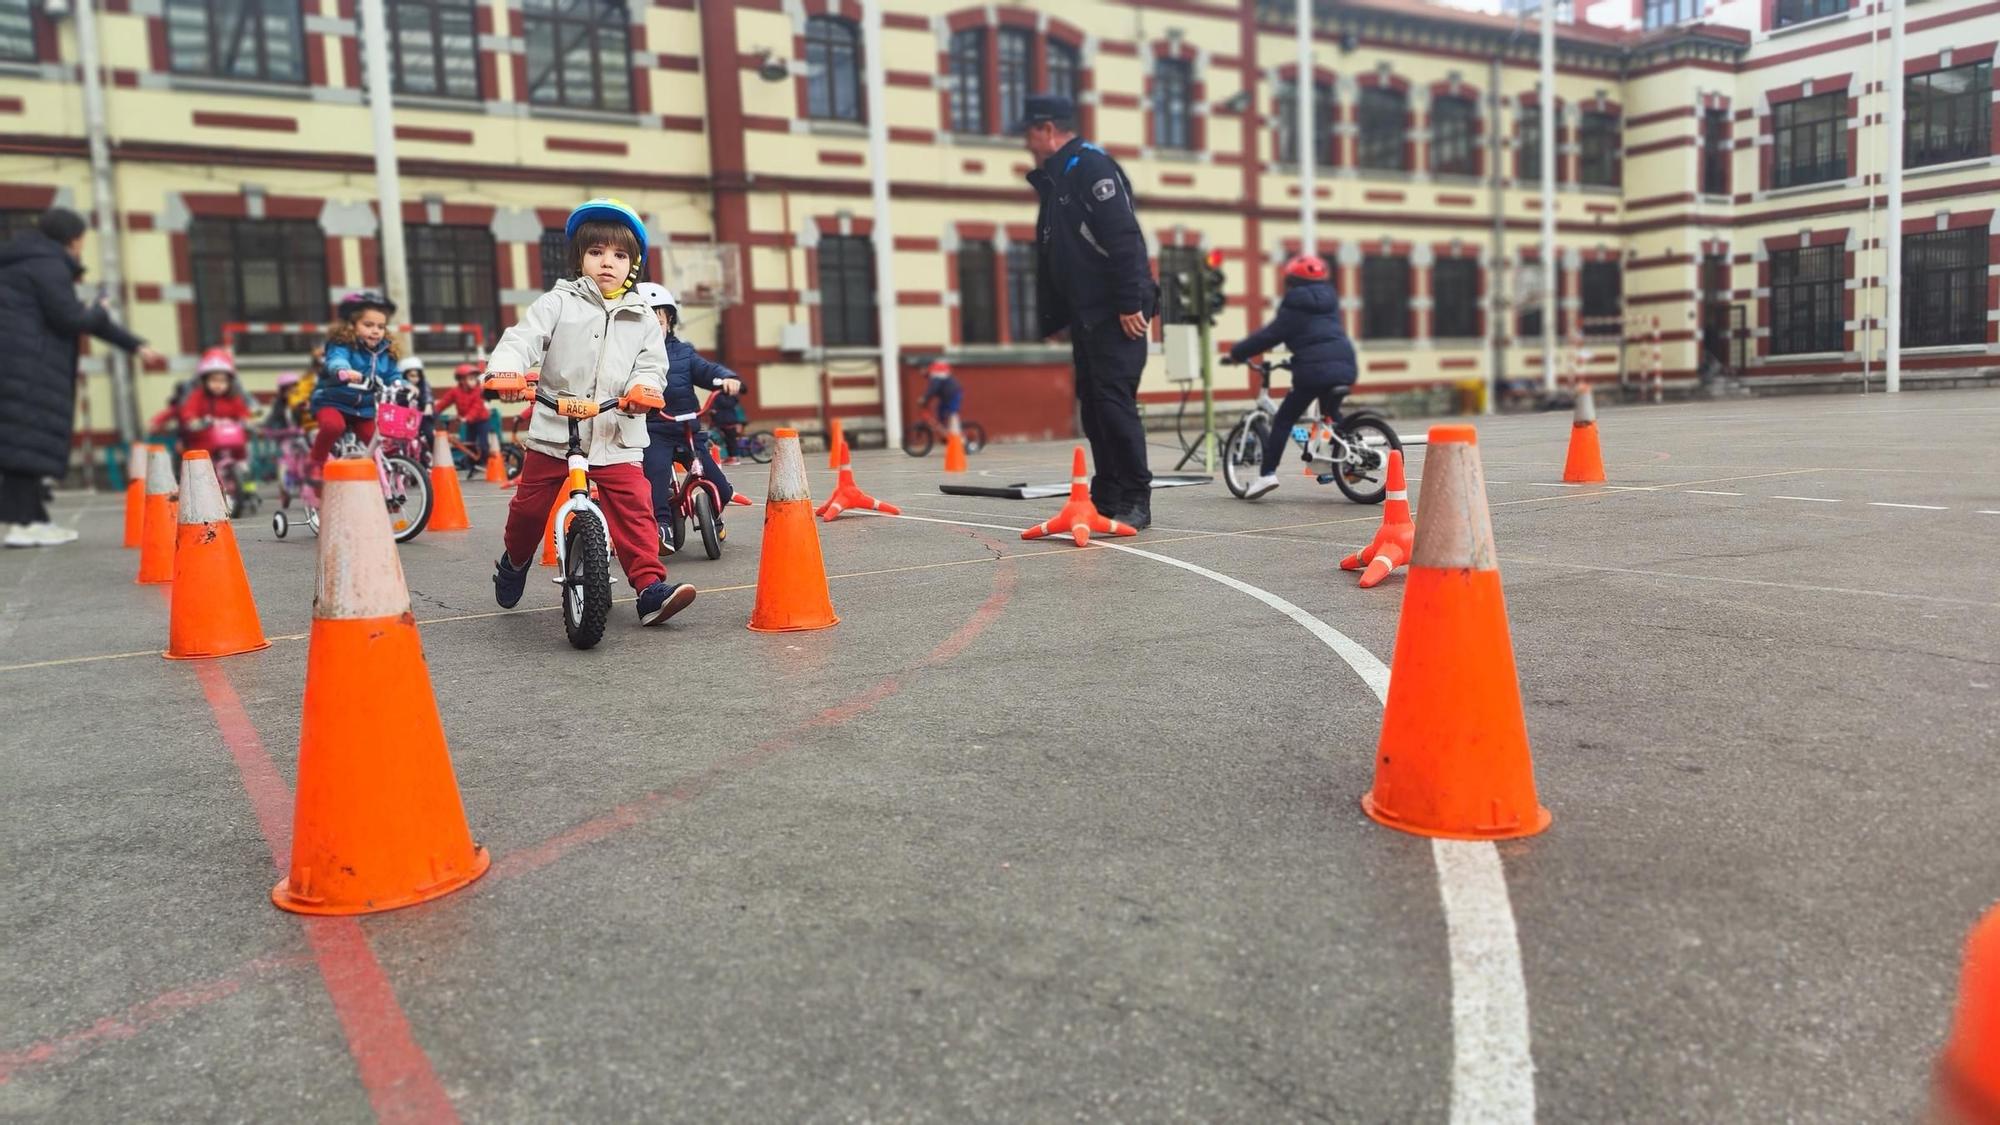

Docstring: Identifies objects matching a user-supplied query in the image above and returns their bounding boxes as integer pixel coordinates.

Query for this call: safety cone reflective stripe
[750,429,839,632]
[273,456,488,915]
[827,418,845,470]
[817,436,901,521]
[1339,449,1414,589]
[1362,425,1551,841]
[943,431,968,474]
[484,432,507,485]
[1939,905,2000,1122]
[165,451,268,659]
[428,431,472,531]
[135,446,179,585]
[1020,447,1136,547]
[1562,385,1606,483]
[123,443,151,549]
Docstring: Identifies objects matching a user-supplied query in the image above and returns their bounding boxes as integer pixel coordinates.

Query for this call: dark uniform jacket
[1227,280,1358,387]
[1027,137,1157,337]
[647,334,741,437]
[0,233,144,479]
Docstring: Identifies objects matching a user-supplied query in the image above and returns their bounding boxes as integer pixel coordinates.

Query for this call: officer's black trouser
[1071,318,1152,513]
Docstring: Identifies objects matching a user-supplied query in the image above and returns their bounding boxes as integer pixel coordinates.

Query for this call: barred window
[1580,261,1622,321]
[1702,108,1730,195]
[523,0,631,111]
[1361,256,1411,340]
[1768,244,1844,355]
[1432,259,1479,339]
[1154,57,1193,151]
[189,217,327,355]
[165,0,305,83]
[1276,80,1335,168]
[948,28,986,135]
[1006,243,1039,343]
[385,0,478,98]
[1906,62,1991,169]
[1358,87,1408,171]
[957,241,998,345]
[0,0,36,62]
[403,226,498,352]
[1046,40,1080,106]
[1772,91,1846,189]
[538,228,570,289]
[997,28,1033,142]
[1773,0,1846,27]
[805,16,861,122]
[1902,228,1987,348]
[818,235,876,348]
[1158,245,1202,326]
[1578,111,1619,186]
[1431,95,1478,176]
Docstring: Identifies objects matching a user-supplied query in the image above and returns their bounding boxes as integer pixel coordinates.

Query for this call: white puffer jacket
[486,278,670,466]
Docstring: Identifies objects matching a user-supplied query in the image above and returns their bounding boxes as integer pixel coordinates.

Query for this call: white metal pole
[73,0,138,442]
[360,0,410,343]
[1883,0,1904,394]
[862,0,903,439]
[1296,0,1315,255]
[1539,0,1557,393]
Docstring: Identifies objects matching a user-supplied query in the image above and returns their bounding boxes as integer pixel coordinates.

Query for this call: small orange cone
[135,446,179,585]
[943,431,968,473]
[165,451,268,660]
[1362,425,1551,841]
[1340,449,1414,589]
[1562,384,1606,483]
[1021,447,1136,547]
[749,429,838,632]
[427,431,472,531]
[817,436,900,521]
[483,431,507,485]
[273,457,489,915]
[122,442,151,549]
[827,418,845,470]
[1939,904,2000,1123]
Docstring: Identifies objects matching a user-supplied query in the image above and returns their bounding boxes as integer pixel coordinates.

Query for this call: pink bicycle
[270,377,433,542]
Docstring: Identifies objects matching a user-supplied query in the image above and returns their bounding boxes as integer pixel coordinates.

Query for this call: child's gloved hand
[486,373,531,403]
[338,369,362,383]
[618,385,665,414]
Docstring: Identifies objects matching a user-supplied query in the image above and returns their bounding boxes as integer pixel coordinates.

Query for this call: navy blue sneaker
[493,553,529,608]
[637,581,696,626]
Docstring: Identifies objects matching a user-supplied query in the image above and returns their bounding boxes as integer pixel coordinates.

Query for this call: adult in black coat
[1224,254,1358,498]
[0,208,159,543]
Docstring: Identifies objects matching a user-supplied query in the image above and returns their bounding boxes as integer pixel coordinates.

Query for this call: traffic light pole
[1174,263,1219,473]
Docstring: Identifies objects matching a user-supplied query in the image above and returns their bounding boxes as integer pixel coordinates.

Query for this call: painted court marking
[1869,502,1948,511]
[1772,495,1842,503]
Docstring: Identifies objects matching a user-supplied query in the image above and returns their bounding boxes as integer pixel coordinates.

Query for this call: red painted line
[194,663,459,1125]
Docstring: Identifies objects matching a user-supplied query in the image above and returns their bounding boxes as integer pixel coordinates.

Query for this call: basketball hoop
[659,243,743,309]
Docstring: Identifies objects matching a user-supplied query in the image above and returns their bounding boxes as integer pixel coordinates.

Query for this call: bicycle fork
[549,454,619,586]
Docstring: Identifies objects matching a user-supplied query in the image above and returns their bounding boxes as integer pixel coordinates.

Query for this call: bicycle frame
[1241,360,1357,465]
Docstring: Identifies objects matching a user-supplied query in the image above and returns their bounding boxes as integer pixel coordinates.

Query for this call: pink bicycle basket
[376,402,421,441]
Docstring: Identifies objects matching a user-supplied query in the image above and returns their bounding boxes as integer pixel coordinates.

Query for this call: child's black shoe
[493,553,529,608]
[637,581,695,626]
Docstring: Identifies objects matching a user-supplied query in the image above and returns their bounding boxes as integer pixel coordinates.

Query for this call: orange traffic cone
[1021,447,1136,547]
[427,431,472,531]
[1562,384,1606,483]
[122,442,151,549]
[943,431,968,473]
[827,418,845,470]
[484,431,507,485]
[135,445,178,585]
[273,457,489,915]
[1340,449,1414,589]
[1362,425,1551,841]
[749,428,838,632]
[165,451,268,660]
[1939,904,2000,1123]
[817,436,900,521]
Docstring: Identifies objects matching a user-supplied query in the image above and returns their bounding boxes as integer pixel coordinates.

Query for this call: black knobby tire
[746,431,776,465]
[901,424,933,458]
[694,488,722,560]
[666,494,687,555]
[503,443,525,480]
[1220,416,1269,498]
[562,510,613,650]
[1332,417,1402,505]
[381,455,433,542]
[963,422,988,454]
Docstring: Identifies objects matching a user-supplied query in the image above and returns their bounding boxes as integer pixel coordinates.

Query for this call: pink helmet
[195,346,236,376]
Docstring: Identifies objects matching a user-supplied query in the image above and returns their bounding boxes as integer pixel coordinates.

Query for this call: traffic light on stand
[1203,249,1227,327]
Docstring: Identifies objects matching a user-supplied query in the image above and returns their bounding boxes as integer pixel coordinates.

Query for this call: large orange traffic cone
[273,456,489,915]
[1362,425,1551,841]
[427,431,472,531]
[1562,384,1606,483]
[827,418,845,470]
[135,446,179,585]
[1340,449,1414,589]
[749,429,838,632]
[484,431,508,485]
[1021,447,1136,547]
[122,442,151,549]
[165,451,268,660]
[943,430,968,474]
[817,436,900,521]
[1939,904,2000,1123]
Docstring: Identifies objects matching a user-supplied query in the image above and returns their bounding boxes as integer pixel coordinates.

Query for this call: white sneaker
[1245,475,1280,500]
[4,522,77,548]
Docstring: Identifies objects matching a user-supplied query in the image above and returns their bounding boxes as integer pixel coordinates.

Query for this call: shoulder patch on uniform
[1092,178,1117,202]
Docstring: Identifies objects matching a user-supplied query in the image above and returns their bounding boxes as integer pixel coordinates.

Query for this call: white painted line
[1525,482,1579,489]
[1683,490,1742,496]
[1979,510,2000,516]
[1484,479,1509,485]
[1868,502,1948,511]
[1771,495,1842,503]
[1602,486,1658,492]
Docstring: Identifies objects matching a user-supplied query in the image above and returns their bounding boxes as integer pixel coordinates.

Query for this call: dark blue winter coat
[1027,136,1157,335]
[1227,280,1357,387]
[647,334,742,437]
[0,232,145,479]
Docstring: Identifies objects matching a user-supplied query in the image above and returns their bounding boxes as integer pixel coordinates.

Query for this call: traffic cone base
[1021,447,1136,546]
[123,443,151,549]
[943,431,968,474]
[750,429,839,632]
[136,446,179,585]
[1562,386,1606,483]
[428,432,472,531]
[1339,449,1413,589]
[817,437,901,521]
[165,452,268,660]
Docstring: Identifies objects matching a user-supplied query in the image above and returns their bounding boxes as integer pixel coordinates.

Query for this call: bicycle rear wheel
[381,455,433,541]
[562,509,612,650]
[1332,418,1401,505]
[902,424,934,458]
[1220,416,1269,498]
[746,431,776,464]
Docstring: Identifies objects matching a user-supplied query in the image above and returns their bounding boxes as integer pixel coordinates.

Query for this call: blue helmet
[565,198,648,295]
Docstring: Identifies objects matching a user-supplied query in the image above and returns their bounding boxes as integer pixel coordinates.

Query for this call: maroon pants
[503,450,667,592]
[309,407,375,477]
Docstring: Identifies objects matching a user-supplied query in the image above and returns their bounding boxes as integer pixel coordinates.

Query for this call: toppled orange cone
[165,451,268,660]
[730,493,753,507]
[827,417,845,470]
[943,430,968,473]
[1340,449,1413,589]
[428,431,472,531]
[273,457,489,915]
[1363,425,1551,841]
[817,436,900,521]
[749,429,838,632]
[1562,384,1606,483]
[484,432,508,485]
[123,442,151,549]
[1939,904,2000,1123]
[1021,447,1136,547]
[135,445,178,585]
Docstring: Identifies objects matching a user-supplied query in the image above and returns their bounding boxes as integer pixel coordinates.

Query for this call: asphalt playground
[2,389,1996,1122]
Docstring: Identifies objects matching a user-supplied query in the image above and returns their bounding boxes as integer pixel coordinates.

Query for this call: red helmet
[195,346,235,375]
[1282,254,1329,282]
[453,361,484,380]
[927,360,951,378]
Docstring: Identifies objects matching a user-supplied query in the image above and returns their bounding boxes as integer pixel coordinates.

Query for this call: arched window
[1047,39,1080,105]
[1357,86,1408,171]
[1431,95,1478,176]
[1276,80,1335,167]
[805,15,861,121]
[944,17,1086,135]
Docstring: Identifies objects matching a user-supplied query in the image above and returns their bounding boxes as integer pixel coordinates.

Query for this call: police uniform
[1022,96,1157,521]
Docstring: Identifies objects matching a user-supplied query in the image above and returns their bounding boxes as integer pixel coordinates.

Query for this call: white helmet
[398,355,426,374]
[635,282,678,311]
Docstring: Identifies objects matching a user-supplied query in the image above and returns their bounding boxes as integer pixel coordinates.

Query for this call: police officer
[1019,94,1158,529]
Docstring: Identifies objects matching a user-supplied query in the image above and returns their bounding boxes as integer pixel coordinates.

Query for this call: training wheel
[272,511,289,538]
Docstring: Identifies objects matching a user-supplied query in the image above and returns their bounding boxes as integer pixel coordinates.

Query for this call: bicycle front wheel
[1333,418,1402,505]
[963,422,988,454]
[1220,416,1269,498]
[562,509,612,650]
[746,431,775,465]
[694,488,722,560]
[901,424,933,458]
[381,455,433,541]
